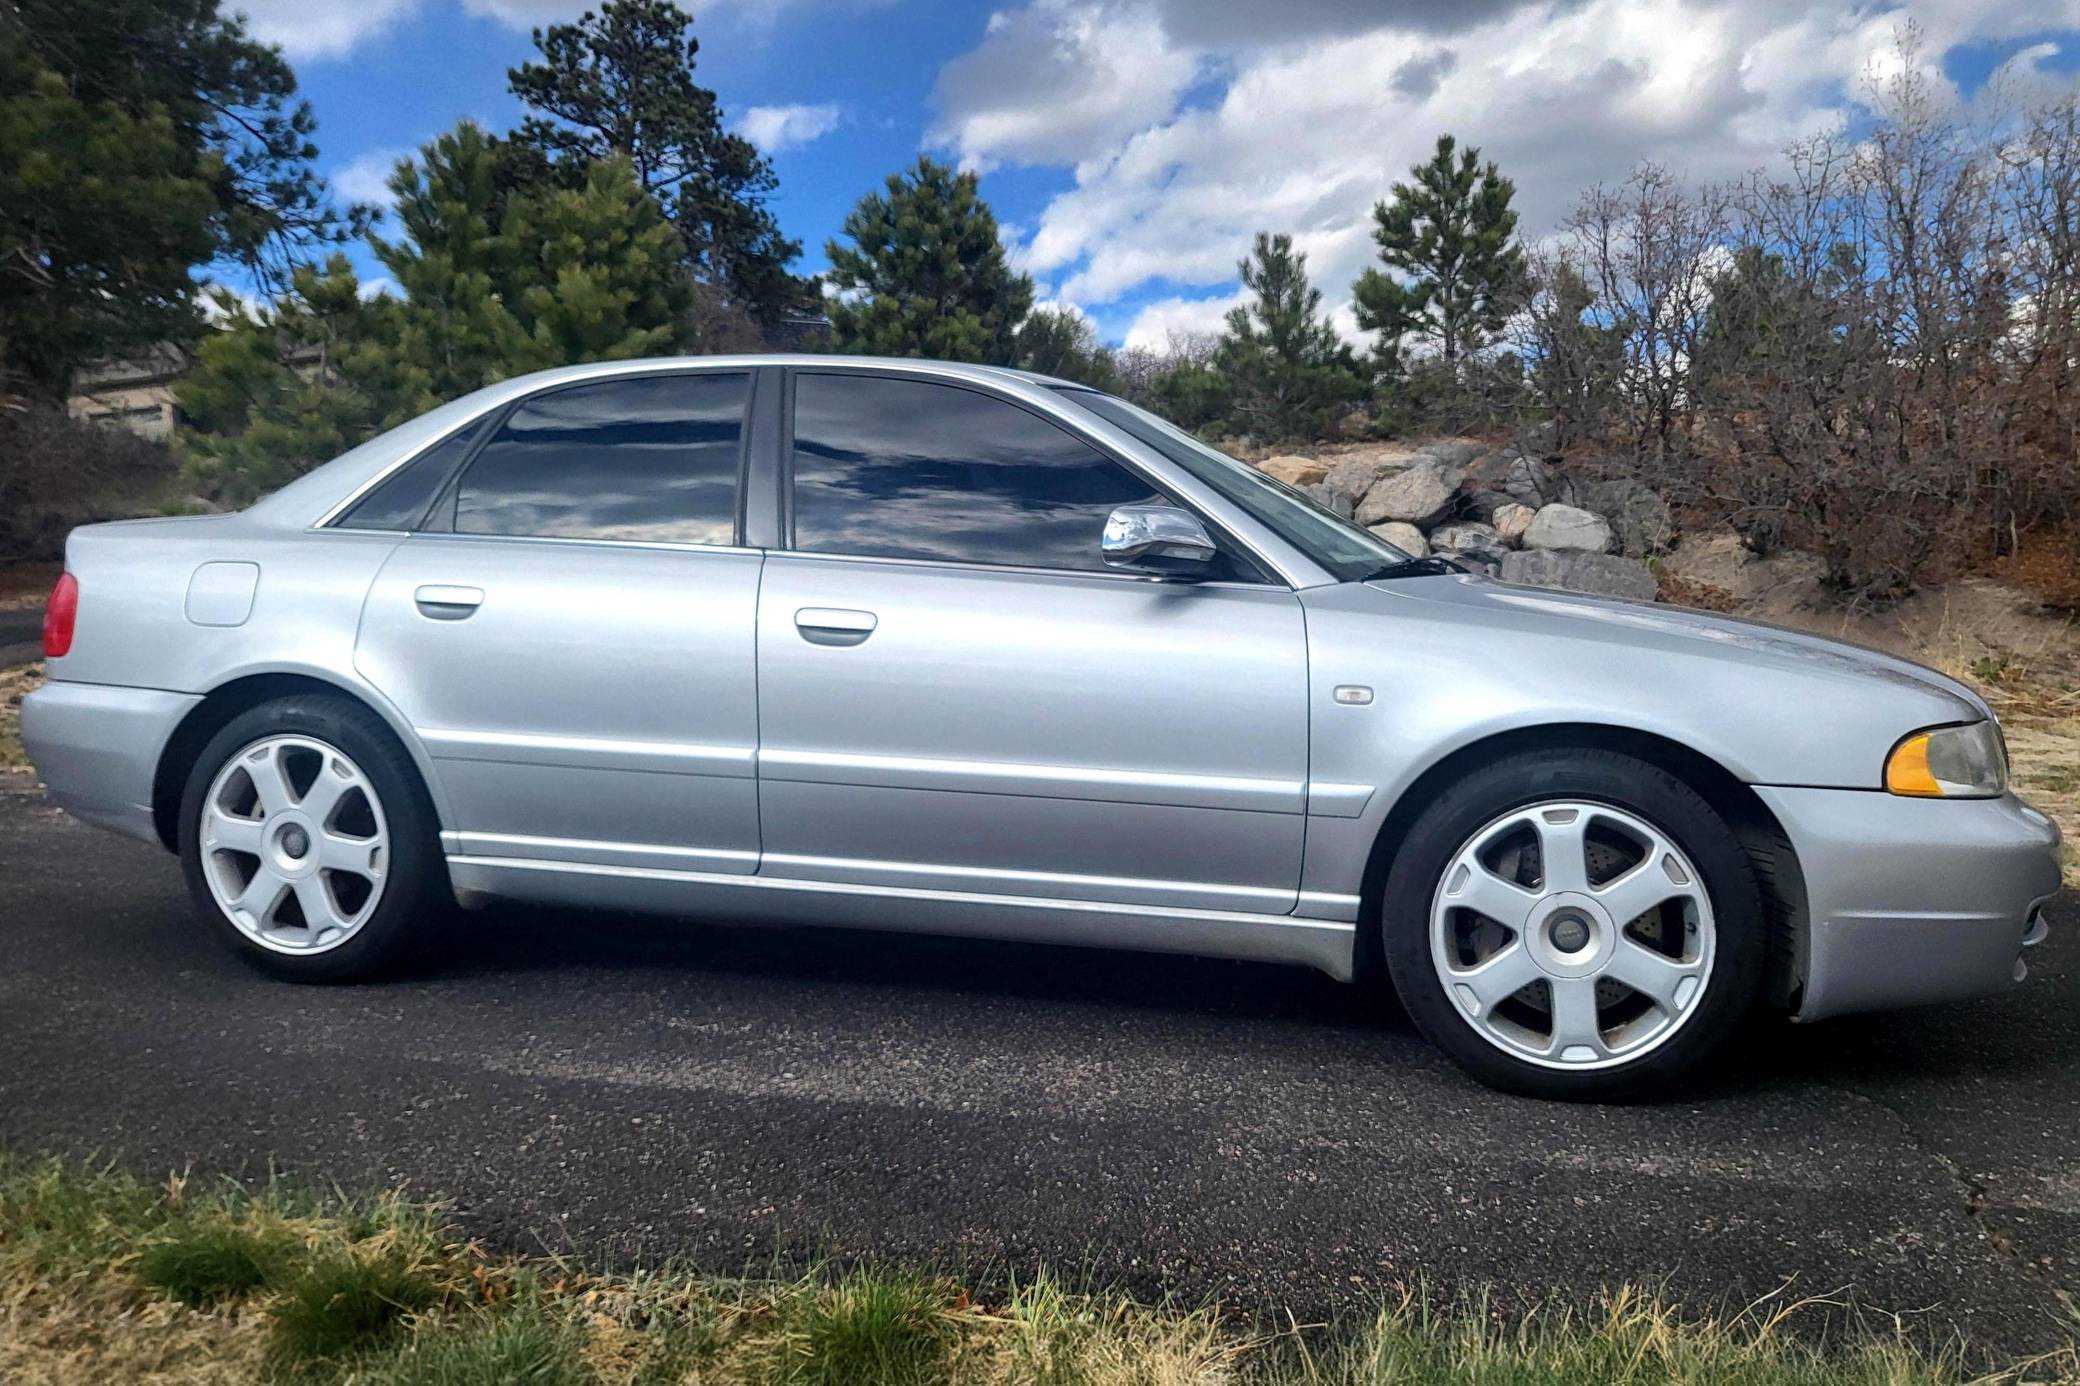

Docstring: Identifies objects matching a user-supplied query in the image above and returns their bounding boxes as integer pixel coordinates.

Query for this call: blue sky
[241,0,2080,347]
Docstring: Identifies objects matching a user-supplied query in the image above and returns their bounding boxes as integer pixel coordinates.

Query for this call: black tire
[177,692,448,981]
[1380,748,1764,1101]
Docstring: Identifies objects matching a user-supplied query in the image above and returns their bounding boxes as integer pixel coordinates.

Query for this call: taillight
[43,572,78,658]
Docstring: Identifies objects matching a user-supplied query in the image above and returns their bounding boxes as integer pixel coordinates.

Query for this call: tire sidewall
[1381,750,1765,1101]
[178,694,444,981]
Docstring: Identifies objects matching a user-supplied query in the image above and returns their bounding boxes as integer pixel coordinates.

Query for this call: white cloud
[357,276,403,302]
[331,149,412,213]
[938,0,2080,344]
[231,0,418,60]
[1120,292,1243,351]
[737,103,844,152]
[930,0,1201,169]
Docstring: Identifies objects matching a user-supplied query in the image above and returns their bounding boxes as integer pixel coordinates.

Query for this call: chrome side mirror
[1101,504,1217,569]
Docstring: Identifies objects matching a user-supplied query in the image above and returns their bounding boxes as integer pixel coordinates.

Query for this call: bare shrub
[0,405,177,562]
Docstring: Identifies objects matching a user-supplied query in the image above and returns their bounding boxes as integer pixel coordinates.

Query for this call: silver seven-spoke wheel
[1429,799,1715,1071]
[200,734,390,954]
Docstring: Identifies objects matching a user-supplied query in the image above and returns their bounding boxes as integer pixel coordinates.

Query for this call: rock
[1367,521,1427,556]
[1501,550,1659,601]
[1499,453,1575,508]
[1428,521,1508,568]
[1492,502,1536,546]
[1660,531,1824,606]
[1356,459,1462,527]
[1459,490,1512,521]
[1300,482,1354,519]
[1522,503,1614,553]
[1420,438,1487,468]
[1319,446,1422,503]
[1576,478,1674,557]
[1258,454,1328,487]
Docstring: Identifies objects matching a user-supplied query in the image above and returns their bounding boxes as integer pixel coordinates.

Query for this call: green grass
[777,1266,962,1386]
[136,1216,283,1305]
[1,1150,2074,1386]
[269,1247,442,1361]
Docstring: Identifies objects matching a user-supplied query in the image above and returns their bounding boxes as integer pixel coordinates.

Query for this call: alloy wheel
[199,734,390,954]
[1428,799,1715,1070]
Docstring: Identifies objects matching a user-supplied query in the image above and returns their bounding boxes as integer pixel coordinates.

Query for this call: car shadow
[406,899,1409,1035]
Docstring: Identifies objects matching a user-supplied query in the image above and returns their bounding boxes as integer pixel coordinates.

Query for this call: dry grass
[1,661,43,771]
[1,1153,2074,1386]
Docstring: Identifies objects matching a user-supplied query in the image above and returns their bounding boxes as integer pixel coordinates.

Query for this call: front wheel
[1381,749,1765,1101]
[178,693,446,981]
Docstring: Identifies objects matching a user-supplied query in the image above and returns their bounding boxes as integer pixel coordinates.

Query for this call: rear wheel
[1381,749,1764,1100]
[178,694,445,980]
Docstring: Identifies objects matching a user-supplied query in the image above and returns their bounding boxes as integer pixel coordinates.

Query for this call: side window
[452,373,748,545]
[789,374,1163,572]
[333,417,488,532]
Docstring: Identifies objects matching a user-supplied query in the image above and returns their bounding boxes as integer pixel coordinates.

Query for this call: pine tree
[1354,135,1526,368]
[1216,233,1362,441]
[822,157,1033,364]
[1,0,360,398]
[1015,307,1119,390]
[506,0,808,334]
[179,124,690,503]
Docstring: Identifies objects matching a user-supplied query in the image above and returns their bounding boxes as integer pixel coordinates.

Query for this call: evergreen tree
[1216,232,1362,441]
[1015,307,1119,390]
[1354,134,1525,368]
[0,0,359,398]
[179,125,689,503]
[506,0,808,334]
[822,157,1033,363]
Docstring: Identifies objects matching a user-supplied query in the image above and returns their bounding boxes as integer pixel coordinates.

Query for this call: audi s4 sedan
[22,355,2062,1099]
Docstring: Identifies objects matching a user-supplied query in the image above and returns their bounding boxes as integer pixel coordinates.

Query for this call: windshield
[1052,388,1411,582]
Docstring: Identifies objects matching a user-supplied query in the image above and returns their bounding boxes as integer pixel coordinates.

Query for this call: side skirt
[445,853,1359,981]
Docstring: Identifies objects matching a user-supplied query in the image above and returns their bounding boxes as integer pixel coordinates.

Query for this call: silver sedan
[22,356,2062,1099]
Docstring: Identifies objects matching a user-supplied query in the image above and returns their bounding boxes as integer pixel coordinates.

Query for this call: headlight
[1885,721,2007,798]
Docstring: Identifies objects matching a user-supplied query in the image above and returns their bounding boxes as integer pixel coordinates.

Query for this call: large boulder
[1300,482,1355,519]
[1501,549,1658,601]
[1258,454,1328,488]
[1367,521,1427,556]
[1319,446,1422,504]
[1523,503,1614,553]
[1491,502,1537,546]
[1356,459,1462,527]
[1497,452,1575,508]
[1576,477,1674,557]
[1659,531,1825,607]
[1428,521,1508,570]
[1419,438,1487,468]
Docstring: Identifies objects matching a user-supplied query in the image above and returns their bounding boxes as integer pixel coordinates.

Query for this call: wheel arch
[151,669,450,853]
[1353,722,1809,1011]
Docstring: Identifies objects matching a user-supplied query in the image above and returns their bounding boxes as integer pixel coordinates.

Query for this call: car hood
[1363,573,1989,722]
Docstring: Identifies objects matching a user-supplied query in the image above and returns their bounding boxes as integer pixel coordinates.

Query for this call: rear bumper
[1756,785,2062,1021]
[20,680,199,847]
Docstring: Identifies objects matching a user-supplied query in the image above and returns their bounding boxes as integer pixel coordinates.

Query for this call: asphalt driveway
[1,778,2075,1353]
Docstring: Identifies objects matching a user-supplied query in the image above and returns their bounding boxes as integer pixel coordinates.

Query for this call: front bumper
[1756,785,2062,1021]
[20,680,200,847]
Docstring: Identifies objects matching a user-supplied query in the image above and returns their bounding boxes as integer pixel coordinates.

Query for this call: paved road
[2,780,2075,1352]
[0,607,40,668]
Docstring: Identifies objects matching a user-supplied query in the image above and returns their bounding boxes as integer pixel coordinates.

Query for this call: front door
[354,369,765,876]
[755,369,1309,915]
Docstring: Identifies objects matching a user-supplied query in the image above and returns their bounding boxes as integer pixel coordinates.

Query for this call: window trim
[322,365,758,546]
[778,365,1284,587]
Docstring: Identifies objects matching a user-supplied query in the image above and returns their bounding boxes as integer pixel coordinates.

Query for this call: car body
[22,355,2062,1098]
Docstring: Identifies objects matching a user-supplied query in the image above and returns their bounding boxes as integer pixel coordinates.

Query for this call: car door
[754,368,1310,916]
[352,368,766,876]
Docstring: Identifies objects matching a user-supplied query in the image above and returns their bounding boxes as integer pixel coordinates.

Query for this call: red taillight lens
[43,572,78,658]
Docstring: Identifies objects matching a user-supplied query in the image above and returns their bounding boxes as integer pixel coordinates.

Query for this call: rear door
[352,368,767,875]
[754,369,1310,916]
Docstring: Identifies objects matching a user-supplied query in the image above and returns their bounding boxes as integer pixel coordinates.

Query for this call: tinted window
[790,374,1160,570]
[333,418,488,532]
[453,373,748,544]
